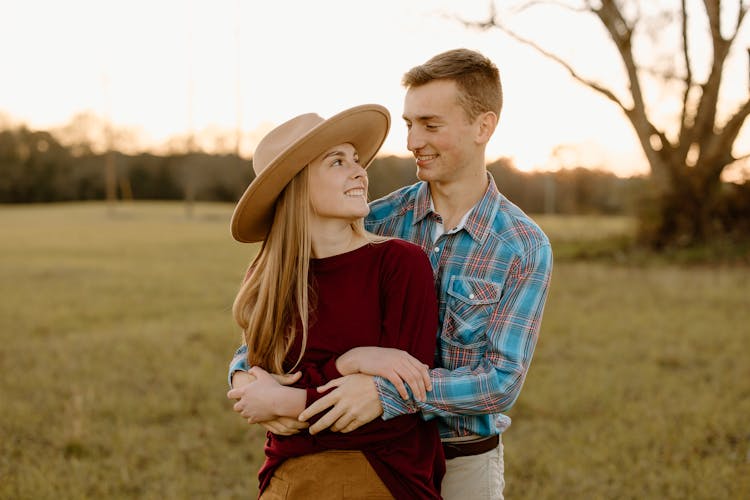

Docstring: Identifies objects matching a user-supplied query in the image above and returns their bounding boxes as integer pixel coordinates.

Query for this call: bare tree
[464,0,750,247]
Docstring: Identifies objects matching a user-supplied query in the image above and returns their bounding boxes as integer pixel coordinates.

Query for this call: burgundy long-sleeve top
[257,239,445,499]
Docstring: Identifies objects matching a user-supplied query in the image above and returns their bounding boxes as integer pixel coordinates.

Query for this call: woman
[226,104,444,499]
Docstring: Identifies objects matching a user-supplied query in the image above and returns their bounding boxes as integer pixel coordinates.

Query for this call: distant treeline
[1,125,646,214]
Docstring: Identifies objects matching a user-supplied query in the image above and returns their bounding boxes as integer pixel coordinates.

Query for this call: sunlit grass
[532,213,636,243]
[506,262,750,499]
[0,202,747,499]
[530,213,637,261]
[0,202,262,499]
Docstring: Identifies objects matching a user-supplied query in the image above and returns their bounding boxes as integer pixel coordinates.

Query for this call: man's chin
[415,167,431,182]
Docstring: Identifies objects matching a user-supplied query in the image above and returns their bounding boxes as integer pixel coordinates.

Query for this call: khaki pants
[260,450,393,500]
[441,437,505,500]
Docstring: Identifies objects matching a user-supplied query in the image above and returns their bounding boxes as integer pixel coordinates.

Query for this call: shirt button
[433,247,440,253]
[469,293,475,299]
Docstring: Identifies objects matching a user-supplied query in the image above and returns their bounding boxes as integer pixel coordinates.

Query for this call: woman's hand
[335,347,431,401]
[259,416,309,436]
[230,370,257,388]
[226,368,302,423]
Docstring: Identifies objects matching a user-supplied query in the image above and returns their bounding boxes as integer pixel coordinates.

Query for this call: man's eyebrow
[402,114,440,122]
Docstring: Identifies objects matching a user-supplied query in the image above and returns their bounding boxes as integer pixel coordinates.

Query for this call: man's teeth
[418,155,437,161]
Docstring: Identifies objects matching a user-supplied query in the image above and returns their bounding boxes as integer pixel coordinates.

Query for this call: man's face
[402,79,480,184]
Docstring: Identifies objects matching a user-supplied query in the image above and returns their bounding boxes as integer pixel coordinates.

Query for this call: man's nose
[407,128,424,152]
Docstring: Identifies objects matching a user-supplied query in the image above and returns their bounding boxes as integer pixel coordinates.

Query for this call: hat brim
[231,104,390,243]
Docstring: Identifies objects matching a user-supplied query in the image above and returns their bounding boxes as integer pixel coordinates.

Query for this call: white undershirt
[431,197,473,242]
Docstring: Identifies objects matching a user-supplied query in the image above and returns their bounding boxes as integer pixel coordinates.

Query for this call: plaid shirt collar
[412,173,501,244]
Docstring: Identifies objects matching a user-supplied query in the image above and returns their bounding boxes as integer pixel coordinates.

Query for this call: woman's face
[307,142,370,221]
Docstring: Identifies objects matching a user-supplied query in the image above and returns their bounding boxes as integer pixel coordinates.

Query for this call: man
[229,48,553,499]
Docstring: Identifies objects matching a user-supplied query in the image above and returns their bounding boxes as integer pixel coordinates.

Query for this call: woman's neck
[309,218,365,259]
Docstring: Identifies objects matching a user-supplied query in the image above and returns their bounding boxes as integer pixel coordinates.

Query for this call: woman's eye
[332,159,343,166]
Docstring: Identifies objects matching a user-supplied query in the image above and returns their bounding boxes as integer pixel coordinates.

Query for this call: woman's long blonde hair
[232,166,370,374]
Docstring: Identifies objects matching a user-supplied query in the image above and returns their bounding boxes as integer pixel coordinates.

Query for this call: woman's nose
[351,164,366,178]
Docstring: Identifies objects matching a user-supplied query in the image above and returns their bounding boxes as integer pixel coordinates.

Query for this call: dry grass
[0,202,747,499]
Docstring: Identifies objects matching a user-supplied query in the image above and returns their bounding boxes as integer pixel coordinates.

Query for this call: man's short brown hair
[402,48,503,121]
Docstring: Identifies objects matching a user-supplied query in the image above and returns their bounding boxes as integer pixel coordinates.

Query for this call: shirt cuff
[374,376,419,420]
[228,346,249,388]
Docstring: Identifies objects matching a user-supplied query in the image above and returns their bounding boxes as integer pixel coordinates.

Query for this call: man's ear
[475,111,498,144]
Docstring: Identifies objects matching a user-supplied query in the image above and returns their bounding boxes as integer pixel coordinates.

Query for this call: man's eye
[331,159,343,166]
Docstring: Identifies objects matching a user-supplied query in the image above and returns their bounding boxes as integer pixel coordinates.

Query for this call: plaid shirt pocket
[440,277,503,369]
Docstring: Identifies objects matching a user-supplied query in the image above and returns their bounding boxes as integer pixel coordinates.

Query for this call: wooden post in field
[102,74,117,215]
[119,176,133,201]
[104,114,117,214]
[184,0,195,219]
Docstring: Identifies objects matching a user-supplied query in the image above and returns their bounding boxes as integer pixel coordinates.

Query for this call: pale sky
[2,0,749,178]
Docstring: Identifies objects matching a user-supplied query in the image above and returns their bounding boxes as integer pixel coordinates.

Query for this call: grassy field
[0,202,748,499]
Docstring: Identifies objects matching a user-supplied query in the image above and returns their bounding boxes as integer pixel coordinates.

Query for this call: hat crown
[253,113,325,176]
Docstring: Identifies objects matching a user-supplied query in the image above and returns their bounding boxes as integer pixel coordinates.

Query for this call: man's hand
[259,416,309,436]
[298,374,383,435]
[226,367,302,423]
[336,347,431,401]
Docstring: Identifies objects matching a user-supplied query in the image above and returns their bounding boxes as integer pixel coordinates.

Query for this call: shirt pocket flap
[447,277,502,305]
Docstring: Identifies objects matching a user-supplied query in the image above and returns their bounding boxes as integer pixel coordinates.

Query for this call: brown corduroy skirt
[260,450,394,499]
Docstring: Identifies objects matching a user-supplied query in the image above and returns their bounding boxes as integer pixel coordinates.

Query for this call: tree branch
[701,97,750,176]
[599,0,635,39]
[637,65,702,88]
[730,151,750,164]
[592,2,645,114]
[737,0,749,34]
[459,4,628,109]
[508,0,588,15]
[692,0,732,146]
[717,97,750,149]
[703,0,722,41]
[591,2,674,164]
[687,1,750,173]
[679,0,694,148]
[483,21,629,111]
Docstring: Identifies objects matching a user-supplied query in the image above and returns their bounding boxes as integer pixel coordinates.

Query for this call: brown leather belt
[442,435,499,459]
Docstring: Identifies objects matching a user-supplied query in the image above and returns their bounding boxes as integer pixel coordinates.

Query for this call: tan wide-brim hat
[230,104,391,243]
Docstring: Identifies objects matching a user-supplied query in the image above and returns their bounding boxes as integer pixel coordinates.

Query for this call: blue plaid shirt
[228,173,552,439]
[365,174,552,439]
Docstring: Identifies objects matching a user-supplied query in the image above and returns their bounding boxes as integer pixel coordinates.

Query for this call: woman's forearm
[231,370,256,388]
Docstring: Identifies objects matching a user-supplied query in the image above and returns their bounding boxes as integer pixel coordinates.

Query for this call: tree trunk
[639,161,726,248]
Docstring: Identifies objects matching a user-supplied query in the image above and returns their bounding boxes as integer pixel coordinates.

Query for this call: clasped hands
[226,346,431,435]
